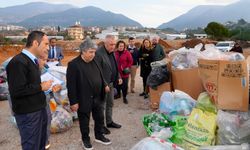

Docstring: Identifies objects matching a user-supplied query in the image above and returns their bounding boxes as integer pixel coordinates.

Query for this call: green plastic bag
[142,113,175,136]
[196,92,217,114]
[169,116,187,145]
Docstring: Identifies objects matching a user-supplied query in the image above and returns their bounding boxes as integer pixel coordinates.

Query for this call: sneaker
[144,94,149,99]
[123,98,128,104]
[95,135,111,145]
[107,122,122,128]
[45,141,50,150]
[82,140,93,150]
[103,126,111,135]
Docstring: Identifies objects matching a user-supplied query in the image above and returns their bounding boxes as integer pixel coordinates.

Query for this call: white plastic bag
[130,137,184,150]
[217,110,250,144]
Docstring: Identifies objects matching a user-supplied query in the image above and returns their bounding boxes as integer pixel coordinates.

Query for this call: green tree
[205,22,229,40]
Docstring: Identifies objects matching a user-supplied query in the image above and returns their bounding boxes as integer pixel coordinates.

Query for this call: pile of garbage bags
[147,59,170,89]
[137,90,250,150]
[169,43,246,70]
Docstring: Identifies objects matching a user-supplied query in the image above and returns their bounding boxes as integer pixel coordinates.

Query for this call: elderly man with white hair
[67,37,111,150]
[151,36,166,61]
[96,35,123,134]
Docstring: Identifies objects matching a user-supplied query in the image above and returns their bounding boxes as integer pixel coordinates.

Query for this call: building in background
[67,21,84,40]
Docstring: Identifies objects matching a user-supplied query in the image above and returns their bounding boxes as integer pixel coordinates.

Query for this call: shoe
[45,141,50,150]
[107,122,122,128]
[82,140,93,150]
[144,94,149,99]
[123,98,128,104]
[114,94,121,99]
[103,126,111,135]
[139,92,145,96]
[95,135,112,145]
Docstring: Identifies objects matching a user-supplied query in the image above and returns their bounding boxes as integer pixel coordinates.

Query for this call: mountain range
[0,2,142,28]
[158,0,250,30]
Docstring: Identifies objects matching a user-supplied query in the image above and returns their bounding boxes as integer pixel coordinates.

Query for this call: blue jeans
[15,108,48,150]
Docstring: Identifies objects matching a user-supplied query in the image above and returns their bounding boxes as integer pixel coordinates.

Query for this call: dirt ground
[0,63,152,150]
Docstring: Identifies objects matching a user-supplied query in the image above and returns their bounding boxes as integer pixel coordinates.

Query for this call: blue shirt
[22,49,37,65]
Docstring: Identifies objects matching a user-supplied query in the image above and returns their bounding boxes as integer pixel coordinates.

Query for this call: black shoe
[139,92,145,96]
[103,126,111,135]
[123,98,128,104]
[83,140,93,150]
[107,122,122,128]
[144,94,149,99]
[95,135,112,145]
[114,94,121,99]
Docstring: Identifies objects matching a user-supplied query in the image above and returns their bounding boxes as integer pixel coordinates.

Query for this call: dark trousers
[142,76,149,94]
[15,108,48,150]
[78,98,105,142]
[117,78,129,98]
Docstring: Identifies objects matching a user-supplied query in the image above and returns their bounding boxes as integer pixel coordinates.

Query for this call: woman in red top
[115,40,133,104]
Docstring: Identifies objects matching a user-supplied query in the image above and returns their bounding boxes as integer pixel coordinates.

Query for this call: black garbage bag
[147,65,170,90]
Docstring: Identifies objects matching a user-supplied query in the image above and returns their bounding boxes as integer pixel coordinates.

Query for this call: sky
[0,0,240,27]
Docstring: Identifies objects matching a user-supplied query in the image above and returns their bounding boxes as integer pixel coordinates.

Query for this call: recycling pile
[132,43,250,150]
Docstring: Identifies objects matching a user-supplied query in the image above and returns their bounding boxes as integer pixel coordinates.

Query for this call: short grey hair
[79,36,97,52]
[105,34,116,43]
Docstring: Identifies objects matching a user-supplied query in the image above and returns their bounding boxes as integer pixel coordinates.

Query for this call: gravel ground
[0,72,152,150]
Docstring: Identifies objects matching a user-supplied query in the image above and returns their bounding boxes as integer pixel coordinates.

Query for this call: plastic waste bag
[183,108,217,150]
[142,113,175,136]
[0,81,9,101]
[199,143,250,150]
[151,128,173,140]
[169,116,187,145]
[147,65,170,89]
[50,106,73,133]
[196,92,217,114]
[169,46,203,69]
[217,110,250,145]
[159,90,196,116]
[130,137,184,150]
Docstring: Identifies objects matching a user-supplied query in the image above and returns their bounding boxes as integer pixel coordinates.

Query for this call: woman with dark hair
[139,39,153,99]
[114,40,133,104]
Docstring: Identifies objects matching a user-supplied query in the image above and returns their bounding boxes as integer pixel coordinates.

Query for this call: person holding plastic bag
[114,40,133,104]
[67,37,111,150]
[139,38,153,99]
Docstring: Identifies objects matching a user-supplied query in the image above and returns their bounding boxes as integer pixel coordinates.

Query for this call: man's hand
[70,103,79,112]
[41,80,53,91]
[52,84,62,93]
[118,79,123,85]
[105,86,110,93]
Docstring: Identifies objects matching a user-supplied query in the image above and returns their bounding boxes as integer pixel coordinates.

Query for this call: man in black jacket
[96,35,122,132]
[7,31,52,150]
[67,37,111,150]
[151,36,166,61]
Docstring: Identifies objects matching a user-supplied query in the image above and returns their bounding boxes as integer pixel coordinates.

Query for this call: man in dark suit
[96,35,122,133]
[67,37,111,150]
[48,38,64,66]
[6,31,53,150]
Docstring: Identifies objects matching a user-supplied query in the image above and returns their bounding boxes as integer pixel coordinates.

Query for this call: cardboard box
[171,68,205,99]
[149,82,172,109]
[198,59,249,111]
